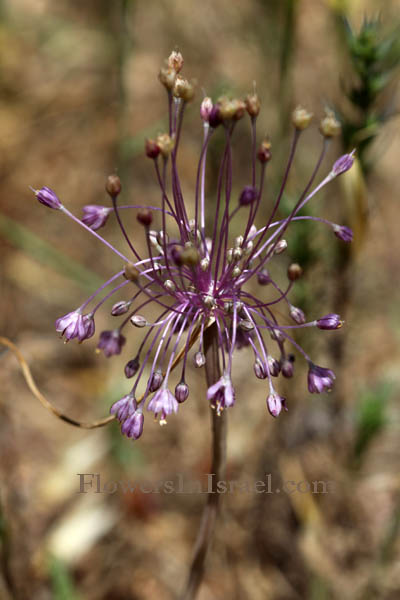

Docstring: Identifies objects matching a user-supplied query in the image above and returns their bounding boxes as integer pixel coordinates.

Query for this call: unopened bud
[175,381,189,403]
[137,208,153,227]
[270,328,284,343]
[232,266,241,277]
[268,356,280,377]
[254,359,267,379]
[288,263,303,281]
[208,104,222,129]
[281,356,294,378]
[124,263,140,282]
[145,138,160,159]
[168,49,184,73]
[200,97,213,123]
[194,351,205,368]
[106,174,121,197]
[239,319,254,332]
[173,76,195,102]
[149,369,163,392]
[181,246,200,267]
[245,93,261,117]
[232,247,243,261]
[156,133,175,157]
[239,185,258,206]
[320,109,341,137]
[158,66,176,90]
[111,300,130,316]
[165,279,176,293]
[200,257,209,271]
[257,139,272,163]
[130,315,147,328]
[292,106,313,130]
[125,356,140,378]
[257,269,271,285]
[289,306,306,325]
[274,239,287,255]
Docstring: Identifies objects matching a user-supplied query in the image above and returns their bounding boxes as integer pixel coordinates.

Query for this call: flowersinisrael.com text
[77,473,335,495]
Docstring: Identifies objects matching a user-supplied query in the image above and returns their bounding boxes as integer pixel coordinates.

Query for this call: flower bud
[33,186,62,210]
[239,185,258,206]
[274,239,287,255]
[175,381,189,403]
[124,263,140,282]
[320,109,341,137]
[332,151,355,177]
[254,359,267,379]
[137,208,153,227]
[156,133,175,157]
[200,257,209,271]
[168,49,184,73]
[82,205,111,230]
[158,66,176,90]
[257,140,272,163]
[149,369,163,392]
[125,356,140,378]
[208,104,222,129]
[316,314,343,330]
[194,351,205,368]
[200,97,213,123]
[289,306,306,325]
[130,315,147,328]
[268,356,281,377]
[245,93,261,117]
[281,355,295,378]
[145,138,161,159]
[287,263,303,281]
[180,246,200,267]
[165,279,176,293]
[333,224,353,242]
[239,319,254,332]
[173,76,195,102]
[257,269,271,285]
[267,393,287,418]
[111,300,130,316]
[232,266,241,277]
[292,106,313,130]
[105,174,121,197]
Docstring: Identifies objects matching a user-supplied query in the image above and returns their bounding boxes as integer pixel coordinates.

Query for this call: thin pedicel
[32,50,355,438]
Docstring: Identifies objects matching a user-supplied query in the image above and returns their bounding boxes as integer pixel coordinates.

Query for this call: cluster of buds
[33,51,355,439]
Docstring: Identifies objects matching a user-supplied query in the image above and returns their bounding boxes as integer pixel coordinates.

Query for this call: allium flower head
[34,51,354,439]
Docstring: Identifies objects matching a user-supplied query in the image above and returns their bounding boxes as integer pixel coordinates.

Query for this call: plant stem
[180,323,227,600]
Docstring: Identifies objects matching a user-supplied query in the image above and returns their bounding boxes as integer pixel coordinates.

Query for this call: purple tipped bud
[149,369,163,392]
[110,392,136,422]
[332,151,355,177]
[194,351,206,368]
[257,269,271,285]
[200,97,213,123]
[289,306,306,325]
[111,300,130,316]
[333,224,353,243]
[316,313,343,330]
[175,381,189,403]
[130,315,147,328]
[254,359,267,379]
[97,330,126,357]
[239,185,258,206]
[124,356,140,378]
[308,363,335,393]
[147,388,178,424]
[34,186,62,210]
[121,408,144,439]
[55,311,95,342]
[82,205,111,230]
[281,357,294,378]
[208,105,222,129]
[266,392,287,418]
[268,356,281,377]
[207,375,235,415]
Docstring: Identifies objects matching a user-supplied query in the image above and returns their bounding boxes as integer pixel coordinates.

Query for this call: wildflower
[55,311,94,342]
[82,205,111,231]
[308,364,336,393]
[34,51,353,439]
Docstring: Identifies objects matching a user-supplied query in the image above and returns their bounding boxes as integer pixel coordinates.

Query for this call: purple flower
[82,205,111,230]
[316,314,343,330]
[147,388,178,424]
[97,330,126,357]
[200,97,213,123]
[55,311,95,341]
[308,364,335,393]
[110,393,136,422]
[266,392,287,418]
[333,224,353,243]
[207,375,235,415]
[332,150,355,177]
[33,186,62,210]
[121,408,144,439]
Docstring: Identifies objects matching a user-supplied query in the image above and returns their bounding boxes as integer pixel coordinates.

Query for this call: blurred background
[1,0,400,598]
